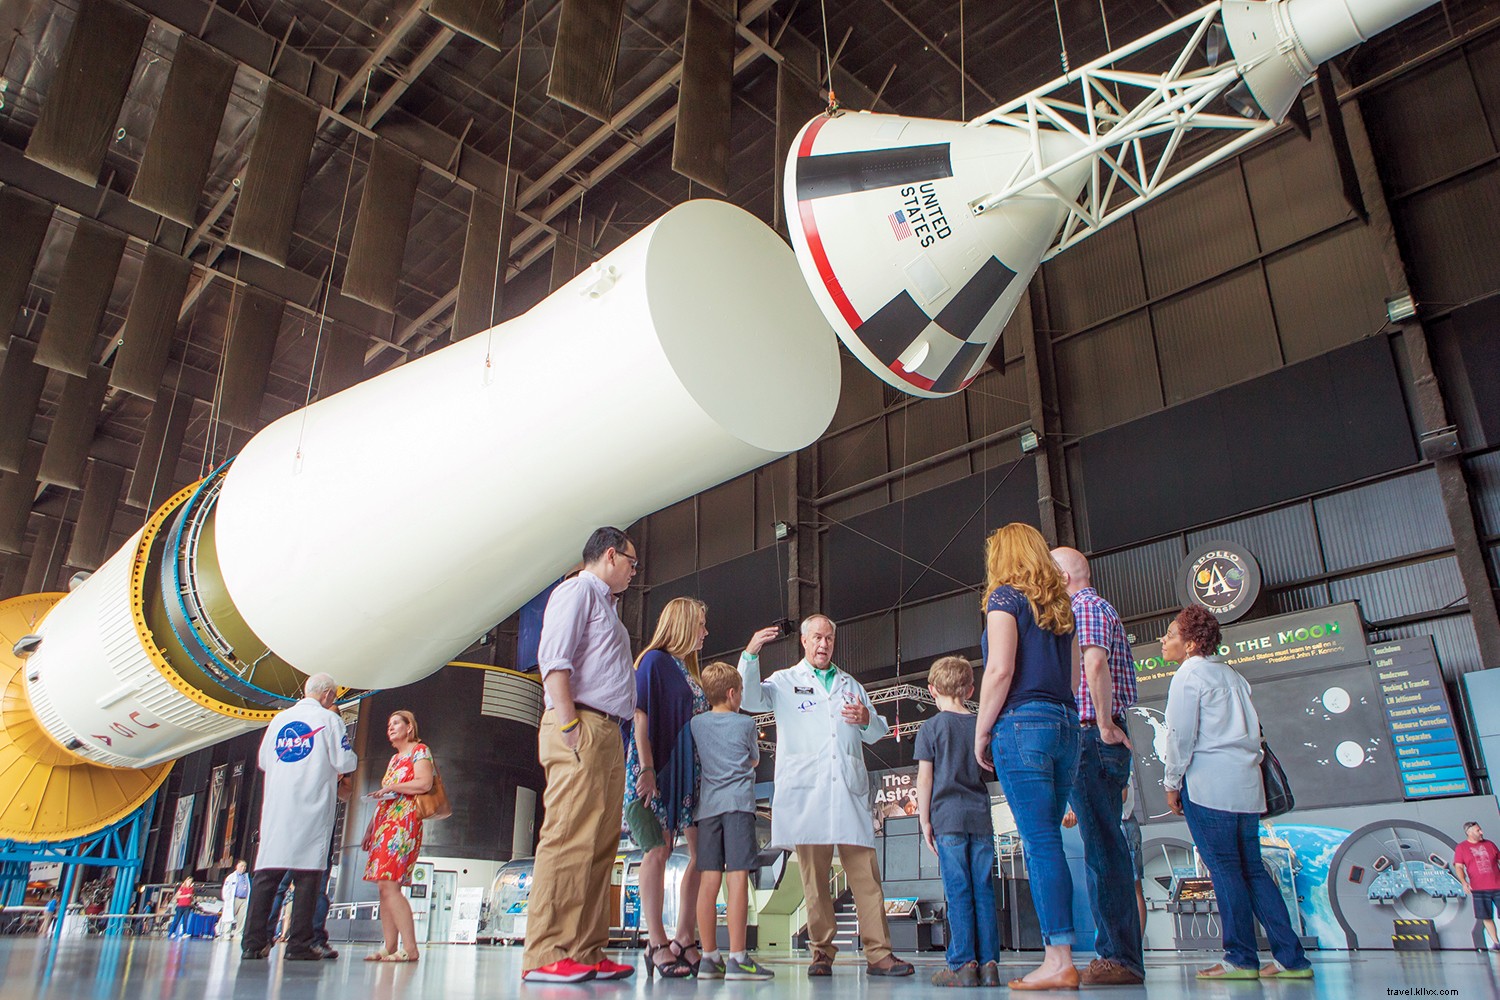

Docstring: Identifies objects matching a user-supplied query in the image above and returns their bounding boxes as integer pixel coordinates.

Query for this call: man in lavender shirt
[521,527,639,984]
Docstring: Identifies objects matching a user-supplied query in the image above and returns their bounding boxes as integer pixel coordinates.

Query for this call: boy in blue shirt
[692,661,774,981]
[916,656,999,987]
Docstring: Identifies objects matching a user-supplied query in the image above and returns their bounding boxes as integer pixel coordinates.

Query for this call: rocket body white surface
[212,200,839,689]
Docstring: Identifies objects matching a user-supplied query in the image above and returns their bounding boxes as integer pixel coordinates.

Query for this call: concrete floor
[3,939,1497,999]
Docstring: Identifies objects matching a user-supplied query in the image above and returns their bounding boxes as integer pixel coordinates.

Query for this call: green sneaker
[1260,962,1314,979]
[697,954,726,980]
[725,956,775,981]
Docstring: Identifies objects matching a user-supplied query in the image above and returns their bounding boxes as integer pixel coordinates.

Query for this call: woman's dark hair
[1175,605,1222,657]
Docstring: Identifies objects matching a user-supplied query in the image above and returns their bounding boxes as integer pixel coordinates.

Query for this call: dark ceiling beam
[333,0,433,114]
[365,26,457,127]
[877,0,998,107]
[0,142,394,339]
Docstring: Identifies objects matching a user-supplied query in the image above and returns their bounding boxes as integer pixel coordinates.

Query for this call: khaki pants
[521,709,626,970]
[796,843,892,963]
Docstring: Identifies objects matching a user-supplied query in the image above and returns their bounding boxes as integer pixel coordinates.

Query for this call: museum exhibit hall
[2,0,1500,996]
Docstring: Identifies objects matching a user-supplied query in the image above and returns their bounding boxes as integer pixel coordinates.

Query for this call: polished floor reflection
[2,937,1497,999]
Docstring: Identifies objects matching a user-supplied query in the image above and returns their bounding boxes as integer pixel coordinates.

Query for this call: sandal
[364,949,392,962]
[646,942,693,979]
[1196,962,1258,979]
[674,939,703,975]
[378,950,418,963]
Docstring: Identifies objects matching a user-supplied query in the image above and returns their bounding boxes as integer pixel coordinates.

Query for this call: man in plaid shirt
[1052,547,1144,987]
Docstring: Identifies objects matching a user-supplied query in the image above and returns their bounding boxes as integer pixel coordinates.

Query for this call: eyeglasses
[614,550,640,570]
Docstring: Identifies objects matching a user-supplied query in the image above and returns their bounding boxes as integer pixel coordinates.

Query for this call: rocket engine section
[2,201,838,839]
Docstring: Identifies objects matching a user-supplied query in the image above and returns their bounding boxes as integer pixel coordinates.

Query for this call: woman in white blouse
[1161,605,1312,981]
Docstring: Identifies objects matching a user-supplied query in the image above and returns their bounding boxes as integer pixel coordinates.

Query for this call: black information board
[1368,636,1471,799]
[1127,603,1405,821]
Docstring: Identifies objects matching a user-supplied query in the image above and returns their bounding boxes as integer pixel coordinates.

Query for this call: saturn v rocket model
[785,0,1438,397]
[0,0,1436,842]
[0,202,839,840]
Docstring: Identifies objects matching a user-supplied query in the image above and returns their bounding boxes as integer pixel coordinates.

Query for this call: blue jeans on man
[1180,783,1310,972]
[1072,727,1144,976]
[936,833,999,969]
[990,700,1080,946]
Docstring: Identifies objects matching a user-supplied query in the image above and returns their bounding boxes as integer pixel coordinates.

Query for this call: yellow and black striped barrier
[1392,918,1437,951]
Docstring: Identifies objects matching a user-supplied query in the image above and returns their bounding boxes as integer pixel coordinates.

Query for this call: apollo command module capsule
[784,0,1440,398]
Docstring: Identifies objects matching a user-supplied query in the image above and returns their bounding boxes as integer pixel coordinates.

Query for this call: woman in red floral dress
[362,710,434,962]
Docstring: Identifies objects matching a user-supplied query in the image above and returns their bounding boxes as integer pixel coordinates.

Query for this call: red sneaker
[591,957,636,980]
[522,958,598,983]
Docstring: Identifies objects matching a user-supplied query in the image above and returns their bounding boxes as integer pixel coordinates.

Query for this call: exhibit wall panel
[1133,162,1260,300]
[899,591,981,663]
[1264,223,1391,363]
[652,544,788,663]
[1327,556,1468,625]
[1039,217,1146,333]
[1392,169,1500,311]
[1240,123,1358,253]
[1151,265,1283,405]
[697,473,755,567]
[1054,313,1162,436]
[1184,503,1326,588]
[1468,449,1500,536]
[1312,469,1454,572]
[1359,49,1495,196]
[1087,538,1184,620]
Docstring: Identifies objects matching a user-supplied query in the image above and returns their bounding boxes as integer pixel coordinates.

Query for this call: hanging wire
[486,0,530,374]
[1051,0,1072,75]
[817,0,840,114]
[202,260,238,479]
[959,0,966,120]
[293,71,371,466]
[147,297,203,509]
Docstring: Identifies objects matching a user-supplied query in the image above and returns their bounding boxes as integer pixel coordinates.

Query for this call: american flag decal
[887,210,912,241]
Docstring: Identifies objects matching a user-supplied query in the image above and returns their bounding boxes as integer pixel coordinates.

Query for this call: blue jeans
[1181,783,1309,971]
[936,833,999,968]
[1072,728,1143,974]
[991,700,1080,946]
[167,906,192,936]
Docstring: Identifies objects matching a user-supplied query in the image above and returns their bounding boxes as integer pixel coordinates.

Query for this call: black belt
[1081,715,1127,730]
[575,703,629,727]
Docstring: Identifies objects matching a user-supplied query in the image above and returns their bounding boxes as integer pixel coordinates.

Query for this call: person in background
[916,656,999,988]
[167,877,196,939]
[692,661,773,981]
[1162,605,1312,981]
[740,616,914,978]
[975,523,1080,991]
[363,710,435,963]
[629,597,709,978]
[39,892,58,937]
[218,861,249,939]
[1454,821,1500,951]
[522,527,639,984]
[1051,546,1143,986]
[241,673,357,962]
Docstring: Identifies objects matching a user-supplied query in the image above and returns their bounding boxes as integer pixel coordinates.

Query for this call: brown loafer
[1008,965,1081,990]
[808,951,834,977]
[868,955,915,977]
[1079,958,1143,985]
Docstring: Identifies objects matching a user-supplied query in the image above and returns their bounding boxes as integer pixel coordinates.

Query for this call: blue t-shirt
[982,584,1077,715]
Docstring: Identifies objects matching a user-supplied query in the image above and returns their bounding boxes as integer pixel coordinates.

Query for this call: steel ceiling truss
[967,2,1278,260]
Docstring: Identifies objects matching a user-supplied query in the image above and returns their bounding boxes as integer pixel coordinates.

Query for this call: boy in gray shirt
[692,661,773,981]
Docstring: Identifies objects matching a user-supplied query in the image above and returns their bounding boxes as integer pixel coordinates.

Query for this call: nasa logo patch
[340,731,352,752]
[797,700,818,713]
[1175,541,1261,623]
[275,721,323,762]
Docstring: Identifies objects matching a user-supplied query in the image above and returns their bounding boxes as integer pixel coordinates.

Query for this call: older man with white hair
[241,673,357,962]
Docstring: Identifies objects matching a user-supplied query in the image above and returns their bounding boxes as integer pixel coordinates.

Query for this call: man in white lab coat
[740,615,914,978]
[217,860,249,938]
[241,673,357,962]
